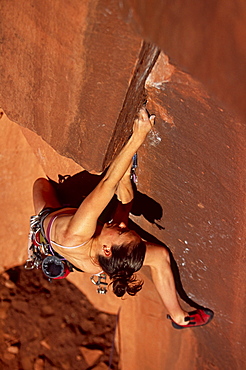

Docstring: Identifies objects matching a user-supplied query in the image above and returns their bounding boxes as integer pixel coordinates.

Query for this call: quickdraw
[90,273,108,294]
[130,153,138,184]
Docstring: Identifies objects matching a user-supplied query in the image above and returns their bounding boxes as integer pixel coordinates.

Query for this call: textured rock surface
[0,0,143,171]
[121,0,246,123]
[0,266,119,370]
[0,112,45,272]
[130,54,246,370]
[1,1,246,370]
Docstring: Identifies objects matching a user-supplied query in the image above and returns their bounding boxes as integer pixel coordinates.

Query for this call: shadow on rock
[49,170,203,311]
[49,170,164,228]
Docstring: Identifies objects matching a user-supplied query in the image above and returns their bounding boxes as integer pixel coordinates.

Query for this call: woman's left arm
[66,109,154,239]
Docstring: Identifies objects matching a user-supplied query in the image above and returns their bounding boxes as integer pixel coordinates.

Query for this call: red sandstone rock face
[141,55,246,370]
[121,0,246,123]
[1,1,246,370]
[0,113,45,273]
[0,0,142,171]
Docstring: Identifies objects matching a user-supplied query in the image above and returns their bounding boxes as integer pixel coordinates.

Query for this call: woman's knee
[33,177,60,213]
[33,177,50,191]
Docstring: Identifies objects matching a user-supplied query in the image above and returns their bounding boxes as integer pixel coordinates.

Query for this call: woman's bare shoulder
[42,208,79,242]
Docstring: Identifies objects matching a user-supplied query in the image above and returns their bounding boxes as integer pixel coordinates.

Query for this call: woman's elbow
[100,176,118,193]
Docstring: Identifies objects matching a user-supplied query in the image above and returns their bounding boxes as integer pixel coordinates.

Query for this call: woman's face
[100,222,140,248]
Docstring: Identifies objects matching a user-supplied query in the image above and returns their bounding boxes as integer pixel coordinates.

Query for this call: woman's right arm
[65,108,155,239]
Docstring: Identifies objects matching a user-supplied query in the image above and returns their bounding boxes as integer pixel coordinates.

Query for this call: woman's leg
[33,178,61,214]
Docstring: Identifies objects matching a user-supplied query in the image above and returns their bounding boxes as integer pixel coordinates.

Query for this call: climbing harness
[25,209,109,293]
[25,209,77,280]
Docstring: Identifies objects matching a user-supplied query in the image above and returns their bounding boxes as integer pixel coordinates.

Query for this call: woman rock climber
[29,107,213,329]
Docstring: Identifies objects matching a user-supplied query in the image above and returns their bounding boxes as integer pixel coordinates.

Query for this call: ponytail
[111,271,144,297]
[98,239,146,297]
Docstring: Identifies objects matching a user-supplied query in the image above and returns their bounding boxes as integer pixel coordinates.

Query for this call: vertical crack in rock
[102,41,160,169]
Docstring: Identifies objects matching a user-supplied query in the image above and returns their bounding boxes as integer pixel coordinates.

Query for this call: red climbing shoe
[167,308,214,329]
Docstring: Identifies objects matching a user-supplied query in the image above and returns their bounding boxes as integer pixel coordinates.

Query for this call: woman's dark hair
[98,239,146,297]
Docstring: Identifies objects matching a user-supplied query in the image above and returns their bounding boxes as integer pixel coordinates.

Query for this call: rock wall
[121,0,246,123]
[1,1,246,369]
[0,0,143,171]
[0,113,45,271]
[133,54,246,370]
